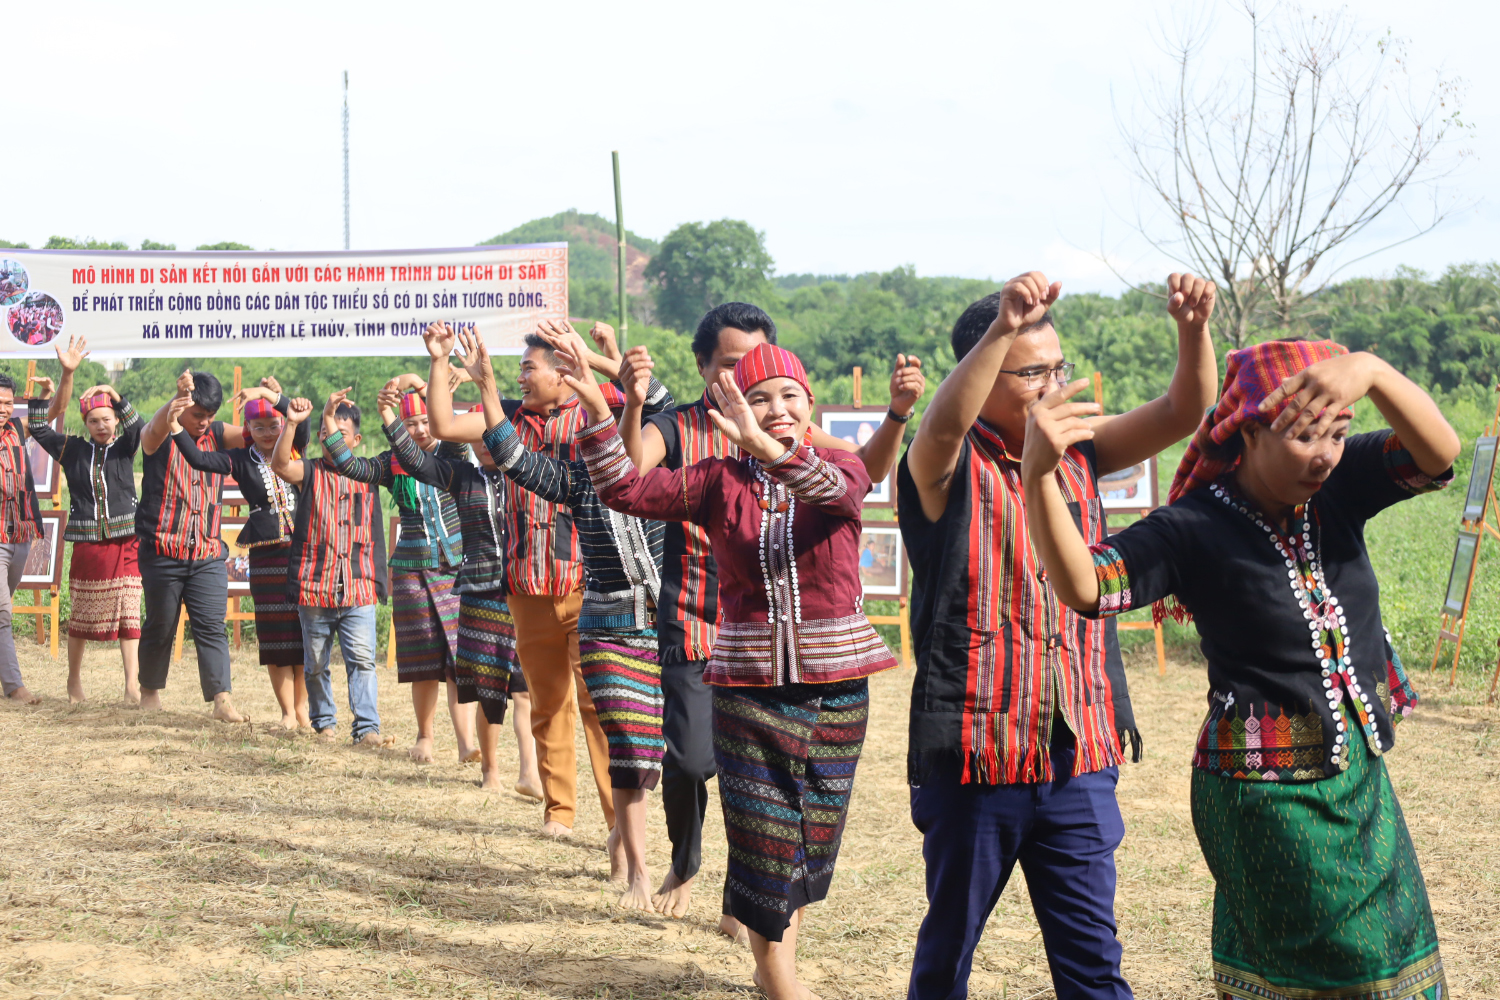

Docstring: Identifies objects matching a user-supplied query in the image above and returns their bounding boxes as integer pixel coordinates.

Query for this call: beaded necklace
[1209,480,1381,768]
[251,446,297,540]
[751,459,802,626]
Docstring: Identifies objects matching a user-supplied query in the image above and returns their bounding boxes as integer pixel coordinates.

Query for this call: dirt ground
[0,640,1495,1000]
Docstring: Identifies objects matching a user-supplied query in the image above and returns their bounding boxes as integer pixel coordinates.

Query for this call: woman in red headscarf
[1020,341,1459,999]
[580,342,896,1000]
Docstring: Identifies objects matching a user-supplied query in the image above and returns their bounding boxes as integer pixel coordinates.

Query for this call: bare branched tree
[1119,2,1469,347]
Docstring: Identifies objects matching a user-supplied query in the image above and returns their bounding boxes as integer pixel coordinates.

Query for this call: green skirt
[1191,718,1445,1000]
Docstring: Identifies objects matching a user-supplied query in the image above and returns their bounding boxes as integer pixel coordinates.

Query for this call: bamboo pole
[612,151,628,350]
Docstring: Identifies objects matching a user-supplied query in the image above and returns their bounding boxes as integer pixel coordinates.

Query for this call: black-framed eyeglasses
[997,362,1076,390]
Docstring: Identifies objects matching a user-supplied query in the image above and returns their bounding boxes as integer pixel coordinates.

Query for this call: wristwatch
[887,408,912,424]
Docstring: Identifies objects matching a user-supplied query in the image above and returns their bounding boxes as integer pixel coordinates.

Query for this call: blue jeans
[908,730,1132,1000]
[300,605,381,741]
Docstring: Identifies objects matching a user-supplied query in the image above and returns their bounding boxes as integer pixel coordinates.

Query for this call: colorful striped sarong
[391,566,460,683]
[67,538,143,641]
[712,677,870,942]
[248,542,302,666]
[455,591,520,724]
[579,628,664,790]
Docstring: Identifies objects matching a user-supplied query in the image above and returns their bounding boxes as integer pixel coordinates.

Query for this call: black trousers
[138,546,233,702]
[659,646,717,882]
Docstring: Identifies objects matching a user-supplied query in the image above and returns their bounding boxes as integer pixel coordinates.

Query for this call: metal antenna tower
[342,71,350,250]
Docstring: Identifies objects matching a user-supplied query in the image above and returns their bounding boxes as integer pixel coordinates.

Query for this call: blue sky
[7,0,1493,293]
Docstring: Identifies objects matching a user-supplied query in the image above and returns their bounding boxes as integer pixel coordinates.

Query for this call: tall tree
[646,220,774,332]
[1118,3,1468,347]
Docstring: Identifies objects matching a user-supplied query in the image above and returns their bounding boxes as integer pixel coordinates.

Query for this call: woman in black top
[173,383,309,729]
[30,354,145,704]
[1021,340,1459,1000]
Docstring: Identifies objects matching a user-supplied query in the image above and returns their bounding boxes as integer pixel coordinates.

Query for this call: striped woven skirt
[713,677,870,942]
[391,566,460,683]
[579,628,665,790]
[248,542,303,667]
[455,591,522,724]
[67,537,142,641]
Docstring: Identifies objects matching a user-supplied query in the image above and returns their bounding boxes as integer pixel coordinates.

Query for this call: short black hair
[190,371,223,414]
[0,374,14,393]
[951,294,1055,361]
[522,333,558,366]
[334,401,361,432]
[691,302,777,362]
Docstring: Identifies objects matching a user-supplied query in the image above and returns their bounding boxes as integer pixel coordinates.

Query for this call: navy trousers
[908,733,1133,1000]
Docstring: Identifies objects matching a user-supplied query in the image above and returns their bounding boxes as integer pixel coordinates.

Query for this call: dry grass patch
[0,640,1495,998]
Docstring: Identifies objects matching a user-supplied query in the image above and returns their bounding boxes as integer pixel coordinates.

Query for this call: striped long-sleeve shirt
[325,420,465,571]
[500,397,588,596]
[488,378,673,631]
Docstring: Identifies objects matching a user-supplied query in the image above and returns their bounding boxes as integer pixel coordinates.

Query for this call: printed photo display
[857,524,905,597]
[817,407,894,505]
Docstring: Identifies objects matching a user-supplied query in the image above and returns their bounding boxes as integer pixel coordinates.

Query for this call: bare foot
[606,826,627,883]
[458,746,481,764]
[654,871,695,919]
[541,820,572,837]
[618,870,656,912]
[279,713,297,730]
[751,968,820,1000]
[6,686,40,706]
[139,689,163,712]
[123,687,141,706]
[356,731,395,748]
[479,769,504,793]
[315,727,337,742]
[514,776,544,801]
[211,692,247,723]
[67,676,86,704]
[719,914,750,946]
[409,736,435,763]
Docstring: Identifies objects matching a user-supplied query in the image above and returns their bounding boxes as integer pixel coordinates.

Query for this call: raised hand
[535,318,594,375]
[589,322,621,361]
[176,368,196,399]
[554,345,610,423]
[377,378,402,423]
[1166,272,1216,329]
[447,366,472,392]
[80,384,118,401]
[323,387,353,421]
[619,345,654,407]
[890,354,925,416]
[286,397,314,424]
[167,394,195,432]
[1260,352,1377,439]
[454,328,495,388]
[31,376,54,399]
[423,322,456,360]
[1020,379,1102,484]
[259,375,283,395]
[707,372,782,462]
[55,334,89,373]
[995,272,1061,336]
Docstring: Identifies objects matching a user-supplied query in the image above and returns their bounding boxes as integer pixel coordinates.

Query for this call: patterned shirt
[501,396,587,597]
[326,420,464,572]
[488,377,673,632]
[0,415,41,545]
[897,419,1134,786]
[30,400,143,542]
[646,395,738,659]
[287,441,385,608]
[138,420,228,560]
[1086,430,1450,782]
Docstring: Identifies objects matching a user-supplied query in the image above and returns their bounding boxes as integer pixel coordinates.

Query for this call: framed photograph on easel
[817,406,895,507]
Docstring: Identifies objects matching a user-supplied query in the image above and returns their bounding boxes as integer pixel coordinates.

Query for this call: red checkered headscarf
[733,344,811,399]
[1169,338,1350,503]
[598,382,626,409]
[79,392,113,418]
[399,391,427,419]
[243,397,279,422]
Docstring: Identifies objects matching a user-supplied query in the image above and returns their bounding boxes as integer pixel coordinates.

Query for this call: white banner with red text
[0,243,568,358]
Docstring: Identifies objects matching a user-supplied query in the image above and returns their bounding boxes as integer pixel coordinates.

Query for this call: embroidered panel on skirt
[713,678,870,944]
[248,542,302,667]
[707,615,894,686]
[1192,708,1446,1000]
[579,628,664,790]
[455,592,519,725]
[391,566,460,683]
[67,538,141,641]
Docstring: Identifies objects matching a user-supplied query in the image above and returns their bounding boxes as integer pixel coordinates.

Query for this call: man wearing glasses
[898,271,1217,999]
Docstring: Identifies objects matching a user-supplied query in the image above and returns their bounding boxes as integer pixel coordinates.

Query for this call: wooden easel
[1093,372,1167,675]
[1431,387,1500,691]
[848,366,915,665]
[19,359,62,658]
